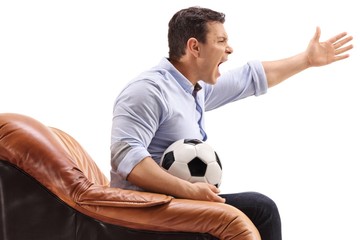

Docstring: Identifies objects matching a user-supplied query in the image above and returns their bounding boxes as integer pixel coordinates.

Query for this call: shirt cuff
[248,60,268,96]
[116,147,151,179]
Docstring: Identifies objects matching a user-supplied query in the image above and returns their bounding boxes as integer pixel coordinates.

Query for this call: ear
[187,37,200,58]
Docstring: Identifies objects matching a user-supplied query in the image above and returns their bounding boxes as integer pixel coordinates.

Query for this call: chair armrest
[77,184,172,207]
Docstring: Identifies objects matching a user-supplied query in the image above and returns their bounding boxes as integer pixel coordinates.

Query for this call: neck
[169,58,198,86]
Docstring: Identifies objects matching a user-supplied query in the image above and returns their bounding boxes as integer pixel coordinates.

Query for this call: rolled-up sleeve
[111,79,167,179]
[204,60,268,111]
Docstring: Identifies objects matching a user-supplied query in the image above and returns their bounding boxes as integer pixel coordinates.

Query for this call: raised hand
[306,26,353,67]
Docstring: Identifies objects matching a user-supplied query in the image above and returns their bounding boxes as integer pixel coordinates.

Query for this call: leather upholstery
[0,113,260,240]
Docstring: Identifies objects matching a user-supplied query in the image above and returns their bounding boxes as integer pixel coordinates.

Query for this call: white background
[1,1,359,239]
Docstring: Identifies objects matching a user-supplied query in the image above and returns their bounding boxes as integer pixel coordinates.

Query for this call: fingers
[335,44,353,55]
[208,183,220,193]
[333,35,353,50]
[312,26,321,42]
[333,47,352,62]
[328,31,349,44]
[333,54,350,62]
[318,28,354,63]
[215,195,226,203]
[208,184,226,203]
[332,35,353,62]
[192,182,225,202]
[211,192,226,203]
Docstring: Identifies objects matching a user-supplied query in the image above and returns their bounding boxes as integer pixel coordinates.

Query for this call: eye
[218,38,227,44]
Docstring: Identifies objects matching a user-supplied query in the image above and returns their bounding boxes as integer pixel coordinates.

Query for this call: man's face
[197,22,233,85]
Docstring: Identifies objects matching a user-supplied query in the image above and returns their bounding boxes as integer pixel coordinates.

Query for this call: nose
[225,45,233,54]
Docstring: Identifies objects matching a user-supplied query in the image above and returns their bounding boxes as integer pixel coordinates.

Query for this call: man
[110,6,353,240]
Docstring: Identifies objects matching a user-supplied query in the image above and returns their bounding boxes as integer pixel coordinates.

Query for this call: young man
[110,6,353,240]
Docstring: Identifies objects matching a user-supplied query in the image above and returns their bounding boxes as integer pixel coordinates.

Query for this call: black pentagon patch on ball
[162,151,175,170]
[188,157,207,176]
[184,139,203,145]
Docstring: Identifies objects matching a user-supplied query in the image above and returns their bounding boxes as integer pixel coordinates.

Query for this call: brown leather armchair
[0,113,260,240]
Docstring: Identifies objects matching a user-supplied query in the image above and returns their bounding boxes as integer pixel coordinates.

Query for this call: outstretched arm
[263,26,353,88]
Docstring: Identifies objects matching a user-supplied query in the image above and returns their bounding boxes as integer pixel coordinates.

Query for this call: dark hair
[168,6,226,61]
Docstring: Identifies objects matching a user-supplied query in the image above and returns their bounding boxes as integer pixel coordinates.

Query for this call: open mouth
[216,62,223,78]
[218,61,223,67]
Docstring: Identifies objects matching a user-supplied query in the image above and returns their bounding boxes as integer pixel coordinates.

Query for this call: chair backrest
[50,127,109,186]
[0,113,108,205]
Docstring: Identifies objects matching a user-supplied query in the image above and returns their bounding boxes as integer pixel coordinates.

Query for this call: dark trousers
[220,192,282,240]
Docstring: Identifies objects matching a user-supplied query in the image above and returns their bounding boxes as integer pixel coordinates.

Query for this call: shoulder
[125,70,169,98]
[114,69,173,112]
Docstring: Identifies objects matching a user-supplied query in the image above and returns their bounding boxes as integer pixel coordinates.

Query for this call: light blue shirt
[110,57,267,190]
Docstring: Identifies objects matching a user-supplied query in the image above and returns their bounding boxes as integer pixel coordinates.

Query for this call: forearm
[127,157,194,198]
[262,51,310,88]
[127,157,225,202]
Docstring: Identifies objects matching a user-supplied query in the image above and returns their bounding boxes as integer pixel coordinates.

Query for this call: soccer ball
[160,139,222,188]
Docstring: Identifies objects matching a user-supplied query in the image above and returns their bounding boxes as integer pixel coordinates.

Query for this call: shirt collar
[158,58,202,94]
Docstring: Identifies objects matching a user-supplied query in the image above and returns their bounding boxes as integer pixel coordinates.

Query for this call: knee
[245,192,280,219]
[256,192,278,211]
